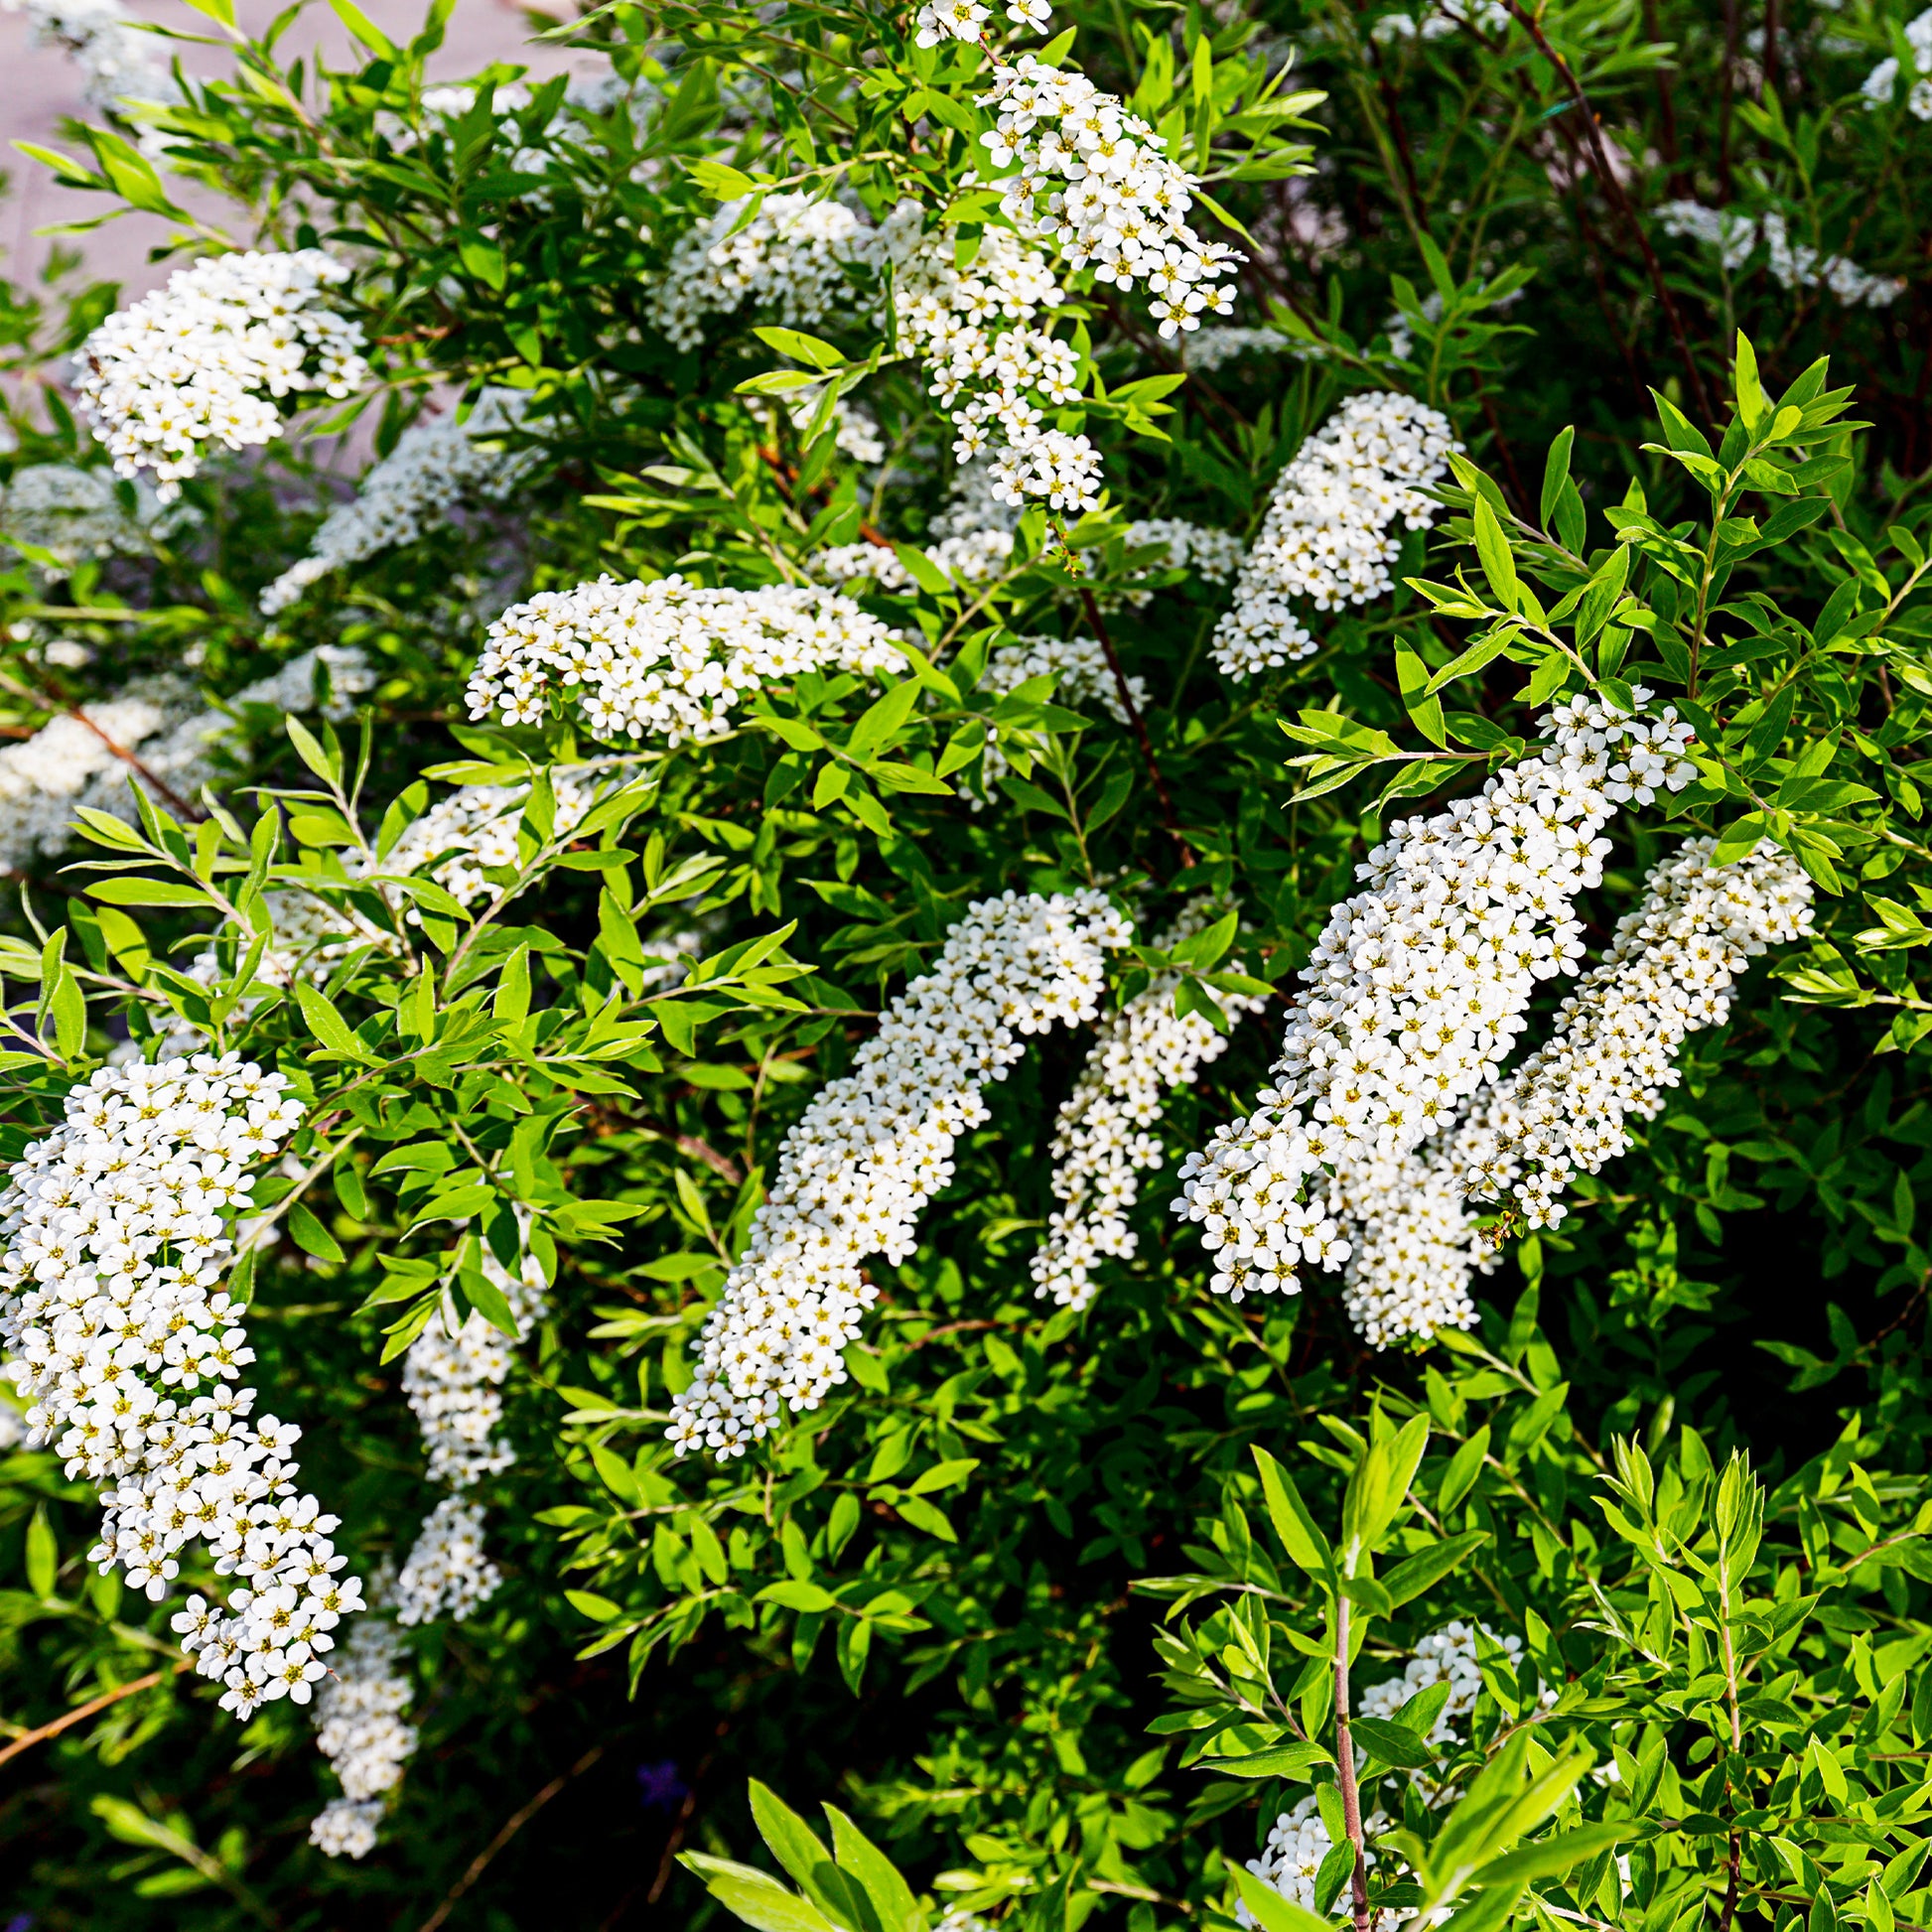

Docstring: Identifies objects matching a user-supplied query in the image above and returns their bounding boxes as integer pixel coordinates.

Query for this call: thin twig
[1073,588,1193,870]
[416,1743,606,1932]
[646,1785,700,1907]
[0,1658,191,1768]
[1502,0,1714,421]
[0,669,205,821]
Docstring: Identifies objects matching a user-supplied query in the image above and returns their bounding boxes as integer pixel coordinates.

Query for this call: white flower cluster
[976,631,1143,794]
[978,58,1241,336]
[0,647,373,876]
[2,0,179,134]
[1123,517,1246,586]
[308,1246,546,1857]
[75,252,370,501]
[1337,838,1806,1348]
[260,389,536,615]
[1356,1620,1516,1736]
[1171,692,1697,1308]
[466,575,904,749]
[787,392,888,466]
[384,766,603,909]
[1239,1795,1386,1923]
[650,195,920,353]
[667,891,1130,1458]
[1240,1621,1519,1924]
[1655,203,1904,309]
[914,0,1050,44]
[1180,326,1298,373]
[814,527,1017,593]
[1371,0,1510,41]
[1863,9,1932,116]
[309,1606,417,1861]
[400,1251,549,1490]
[1457,837,1814,1226]
[1033,899,1266,1310]
[0,1057,364,1719]
[894,228,1102,513]
[1211,392,1458,681]
[0,462,170,567]
[912,2,1239,338]
[393,1494,500,1627]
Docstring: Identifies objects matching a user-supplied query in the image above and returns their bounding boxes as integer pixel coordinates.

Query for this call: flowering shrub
[5,0,1932,1927]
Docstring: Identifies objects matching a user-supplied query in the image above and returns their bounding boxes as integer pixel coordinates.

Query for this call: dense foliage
[5,1,1932,1928]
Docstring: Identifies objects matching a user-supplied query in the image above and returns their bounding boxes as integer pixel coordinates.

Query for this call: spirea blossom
[392,1495,501,1627]
[309,1247,546,1857]
[2,0,179,135]
[1862,10,1932,115]
[815,526,1017,593]
[1032,899,1266,1309]
[893,229,1103,512]
[466,576,903,748]
[667,891,1131,1459]
[977,632,1144,793]
[1179,326,1299,373]
[1457,837,1814,1227]
[1241,1621,1520,1923]
[1238,1795,1386,1923]
[309,1605,417,1860]
[75,251,370,500]
[979,58,1241,336]
[1356,1620,1518,1736]
[1211,393,1457,681]
[384,765,605,908]
[1656,203,1904,309]
[260,388,536,614]
[1330,838,1809,1349]
[0,647,373,873]
[0,1056,364,1720]
[0,462,170,567]
[400,1250,549,1490]
[1123,517,1246,586]
[1171,691,1697,1307]
[650,195,921,352]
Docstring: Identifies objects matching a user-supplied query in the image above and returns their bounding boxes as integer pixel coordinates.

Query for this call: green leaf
[1471,496,1522,612]
[1253,1446,1336,1583]
[287,1202,345,1264]
[1381,1531,1489,1607]
[1539,425,1575,530]
[1350,1715,1438,1769]
[1198,1739,1332,1778]
[690,159,760,201]
[1438,1427,1490,1514]
[679,1854,846,1932]
[754,327,845,370]
[1232,1863,1336,1932]
[325,0,396,55]
[749,1783,864,1932]
[824,1807,923,1932]
[293,983,373,1060]
[1396,641,1448,748]
[26,1505,56,1598]
[758,1580,839,1613]
[891,1495,956,1541]
[83,879,213,908]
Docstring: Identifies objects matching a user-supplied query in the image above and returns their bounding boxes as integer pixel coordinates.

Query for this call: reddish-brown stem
[0,1659,190,1769]
[1503,0,1714,422]
[0,670,205,821]
[416,1743,605,1932]
[1074,587,1192,870]
[1333,1595,1372,1932]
